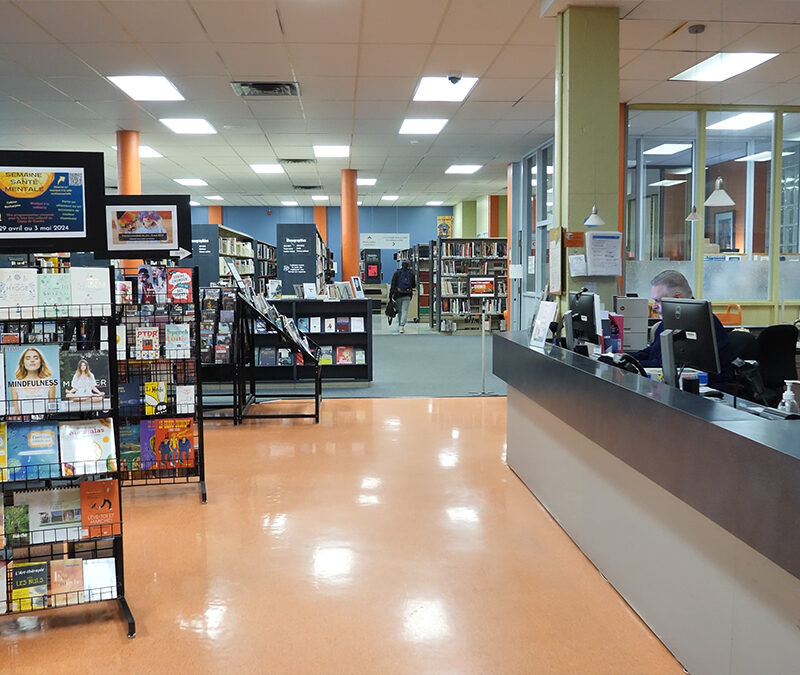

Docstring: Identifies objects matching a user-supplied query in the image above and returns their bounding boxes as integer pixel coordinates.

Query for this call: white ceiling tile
[354,101,407,120]
[620,79,660,102]
[443,119,497,134]
[278,0,362,44]
[619,19,684,50]
[0,44,95,78]
[107,2,209,43]
[302,101,354,119]
[523,77,555,102]
[69,43,160,77]
[0,77,73,102]
[287,44,359,78]
[18,1,128,43]
[192,1,283,43]
[453,101,515,119]
[362,0,448,44]
[298,77,356,101]
[248,99,304,119]
[171,77,239,102]
[508,11,557,46]
[492,120,541,134]
[356,77,418,101]
[44,76,126,103]
[141,44,228,78]
[437,0,533,45]
[727,23,800,53]
[216,44,293,80]
[258,119,307,133]
[620,50,645,68]
[620,50,713,81]
[423,45,502,77]
[0,2,56,42]
[359,45,429,78]
[471,78,539,102]
[485,46,555,79]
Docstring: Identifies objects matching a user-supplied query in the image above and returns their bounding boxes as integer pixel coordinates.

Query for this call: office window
[523,142,554,294]
[779,112,800,299]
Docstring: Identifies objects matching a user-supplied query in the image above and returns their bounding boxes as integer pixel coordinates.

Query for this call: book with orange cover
[336,345,354,365]
[153,417,194,469]
[50,558,84,607]
[79,479,120,538]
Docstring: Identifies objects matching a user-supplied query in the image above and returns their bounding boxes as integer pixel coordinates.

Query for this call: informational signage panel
[181,223,219,287]
[359,232,410,250]
[277,223,318,290]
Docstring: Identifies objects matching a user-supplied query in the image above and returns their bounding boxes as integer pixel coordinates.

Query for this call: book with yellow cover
[144,381,168,415]
[50,558,84,607]
[11,561,48,611]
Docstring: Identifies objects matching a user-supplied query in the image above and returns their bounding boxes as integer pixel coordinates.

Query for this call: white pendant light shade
[584,204,605,226]
[704,176,735,207]
[685,205,701,222]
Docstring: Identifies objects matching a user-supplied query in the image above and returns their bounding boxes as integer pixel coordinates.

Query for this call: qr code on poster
[69,172,83,186]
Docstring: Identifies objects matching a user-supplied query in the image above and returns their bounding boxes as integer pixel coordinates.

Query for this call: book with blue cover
[7,422,59,479]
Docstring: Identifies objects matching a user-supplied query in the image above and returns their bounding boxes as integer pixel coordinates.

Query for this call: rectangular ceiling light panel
[706,112,774,131]
[313,145,350,158]
[399,119,448,135]
[445,165,482,174]
[670,53,779,82]
[160,118,217,134]
[643,143,692,155]
[413,76,479,102]
[357,178,377,186]
[108,75,184,101]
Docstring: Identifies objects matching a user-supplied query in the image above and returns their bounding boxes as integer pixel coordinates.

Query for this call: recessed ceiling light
[426,200,444,206]
[160,118,217,134]
[399,118,448,135]
[174,178,207,186]
[189,201,200,207]
[205,195,224,200]
[445,165,482,174]
[108,75,184,101]
[669,167,694,175]
[381,195,399,201]
[357,178,377,186]
[251,164,284,174]
[670,52,779,82]
[706,112,773,130]
[313,145,350,158]
[649,179,687,187]
[734,151,794,162]
[282,200,299,206]
[111,144,163,158]
[643,143,693,155]
[311,195,328,201]
[413,76,479,102]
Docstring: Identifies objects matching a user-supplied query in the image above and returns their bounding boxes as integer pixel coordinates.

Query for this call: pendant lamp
[704,176,735,207]
[584,204,605,226]
[685,205,701,222]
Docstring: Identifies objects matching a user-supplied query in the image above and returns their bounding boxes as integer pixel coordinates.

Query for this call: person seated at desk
[629,270,735,391]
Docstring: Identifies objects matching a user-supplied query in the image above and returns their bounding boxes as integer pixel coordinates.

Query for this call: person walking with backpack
[389,260,415,333]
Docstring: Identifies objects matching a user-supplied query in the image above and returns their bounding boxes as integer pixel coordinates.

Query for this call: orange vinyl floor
[2,397,684,675]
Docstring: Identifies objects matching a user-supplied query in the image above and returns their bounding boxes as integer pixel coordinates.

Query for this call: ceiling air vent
[279,158,317,166]
[230,81,300,97]
[292,185,323,191]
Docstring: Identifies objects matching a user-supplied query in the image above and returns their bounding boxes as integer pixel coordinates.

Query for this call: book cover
[151,266,168,303]
[259,347,276,366]
[214,344,229,363]
[165,324,191,359]
[5,344,61,414]
[297,317,310,333]
[167,268,193,303]
[144,381,168,415]
[302,282,317,299]
[38,273,71,318]
[7,422,59,480]
[59,350,109,411]
[336,317,350,333]
[79,479,120,538]
[114,280,133,305]
[153,417,194,469]
[118,378,141,415]
[5,504,29,546]
[59,418,116,476]
[50,558,84,607]
[318,345,333,365]
[219,309,234,324]
[139,419,157,470]
[334,281,354,300]
[83,558,117,602]
[116,325,127,360]
[1,333,20,344]
[0,422,6,482]
[69,268,111,317]
[135,327,160,360]
[324,317,336,333]
[277,348,293,366]
[175,385,195,414]
[310,316,322,333]
[267,279,283,299]
[119,423,141,471]
[355,347,366,365]
[336,345,354,365]
[20,487,82,544]
[351,316,365,333]
[11,561,48,611]
[0,268,38,320]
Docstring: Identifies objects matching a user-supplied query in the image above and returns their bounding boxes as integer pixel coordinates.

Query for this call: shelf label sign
[359,232,409,250]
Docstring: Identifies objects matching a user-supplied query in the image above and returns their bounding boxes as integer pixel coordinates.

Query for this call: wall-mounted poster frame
[0,150,105,252]
[100,194,191,259]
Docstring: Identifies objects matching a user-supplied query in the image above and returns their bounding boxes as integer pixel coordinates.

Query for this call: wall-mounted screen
[101,194,190,259]
[469,276,496,297]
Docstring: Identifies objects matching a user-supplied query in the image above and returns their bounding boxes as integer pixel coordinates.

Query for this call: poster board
[585,231,622,276]
[437,216,453,238]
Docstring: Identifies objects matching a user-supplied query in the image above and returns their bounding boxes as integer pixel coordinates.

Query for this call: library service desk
[493,331,800,675]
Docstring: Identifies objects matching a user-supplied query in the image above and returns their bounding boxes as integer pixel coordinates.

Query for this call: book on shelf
[254,319,268,334]
[50,558,84,607]
[59,349,110,412]
[144,381,168,415]
[350,316,365,332]
[336,346,354,365]
[118,377,141,416]
[0,561,6,613]
[150,266,168,304]
[114,280,134,306]
[258,347,276,366]
[69,267,111,316]
[0,268,38,320]
[165,323,191,359]
[219,309,234,323]
[167,268,193,303]
[277,348,293,366]
[267,279,283,299]
[5,503,30,546]
[324,317,336,333]
[5,343,61,415]
[119,423,141,471]
[214,344,230,363]
[318,345,333,365]
[302,282,317,299]
[335,317,350,333]
[297,317,310,333]
[18,486,82,544]
[38,273,71,318]
[310,316,321,333]
[11,561,48,611]
[153,417,194,469]
[355,347,366,365]
[59,418,116,476]
[175,385,195,414]
[139,419,157,470]
[79,479,120,538]
[135,327,160,360]
[83,558,117,601]
[7,422,59,480]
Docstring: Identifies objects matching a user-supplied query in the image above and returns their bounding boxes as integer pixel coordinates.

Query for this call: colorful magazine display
[5,344,61,414]
[59,418,116,476]
[59,350,109,411]
[18,487,82,544]
[119,423,141,471]
[336,346,354,365]
[139,419,157,470]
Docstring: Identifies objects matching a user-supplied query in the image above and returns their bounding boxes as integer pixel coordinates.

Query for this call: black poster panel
[97,194,191,260]
[0,150,105,253]
[182,223,220,287]
[277,223,317,289]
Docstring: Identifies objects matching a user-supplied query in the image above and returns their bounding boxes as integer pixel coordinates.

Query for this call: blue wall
[191,205,452,282]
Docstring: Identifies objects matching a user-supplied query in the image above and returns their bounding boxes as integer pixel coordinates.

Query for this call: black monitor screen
[568,291,600,345]
[660,298,721,374]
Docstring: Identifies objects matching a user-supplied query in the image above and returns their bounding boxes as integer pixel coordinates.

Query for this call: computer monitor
[565,290,601,349]
[659,298,721,388]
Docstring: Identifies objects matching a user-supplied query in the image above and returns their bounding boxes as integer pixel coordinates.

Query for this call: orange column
[208,205,222,225]
[341,169,359,281]
[313,205,328,244]
[488,195,500,237]
[116,130,141,194]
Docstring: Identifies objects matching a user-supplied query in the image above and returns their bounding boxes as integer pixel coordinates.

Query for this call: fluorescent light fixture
[670,52,778,82]
[413,76,478,102]
[445,165,482,174]
[205,195,224,201]
[670,167,694,175]
[108,75,184,101]
[174,178,207,186]
[311,195,328,201]
[381,195,399,202]
[426,200,444,206]
[643,143,692,155]
[649,179,687,187]
[706,112,773,131]
[189,201,200,207]
[160,118,216,134]
[281,200,298,206]
[313,145,349,158]
[357,177,376,186]
[735,151,794,162]
[399,118,448,135]
[357,201,363,206]
[251,164,284,174]
[111,144,163,158]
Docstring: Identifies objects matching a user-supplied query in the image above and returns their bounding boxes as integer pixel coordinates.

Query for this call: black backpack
[397,269,414,291]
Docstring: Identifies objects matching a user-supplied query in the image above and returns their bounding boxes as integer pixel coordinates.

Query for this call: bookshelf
[256,240,276,295]
[434,237,508,332]
[0,266,135,636]
[276,223,327,297]
[218,225,255,286]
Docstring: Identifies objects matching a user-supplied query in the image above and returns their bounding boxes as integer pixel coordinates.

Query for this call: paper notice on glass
[530,300,558,349]
[568,254,587,277]
[528,255,536,274]
[508,264,523,279]
[548,228,562,294]
[585,231,622,276]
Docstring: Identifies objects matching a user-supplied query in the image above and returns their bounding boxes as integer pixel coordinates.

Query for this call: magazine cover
[165,324,191,359]
[153,417,194,469]
[136,265,156,304]
[167,268,192,303]
[114,280,134,305]
[0,268,38,320]
[144,381,168,415]
[38,273,72,318]
[119,423,141,471]
[0,421,6,482]
[151,266,167,303]
[58,418,116,476]
[83,558,117,601]
[175,385,195,414]
[5,344,60,414]
[135,327,159,360]
[336,346,354,365]
[59,350,109,411]
[139,419,157,470]
[69,267,111,317]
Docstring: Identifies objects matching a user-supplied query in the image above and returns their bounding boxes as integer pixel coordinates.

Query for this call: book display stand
[115,266,206,504]
[0,266,135,637]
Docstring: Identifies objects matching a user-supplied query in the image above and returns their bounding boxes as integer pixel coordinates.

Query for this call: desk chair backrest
[728,330,758,361]
[756,324,799,390]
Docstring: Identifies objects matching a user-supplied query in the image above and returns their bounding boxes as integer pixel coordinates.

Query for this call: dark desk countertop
[493,330,800,581]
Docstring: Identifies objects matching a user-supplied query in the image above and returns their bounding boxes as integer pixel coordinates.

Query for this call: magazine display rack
[0,266,135,637]
[115,266,206,503]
